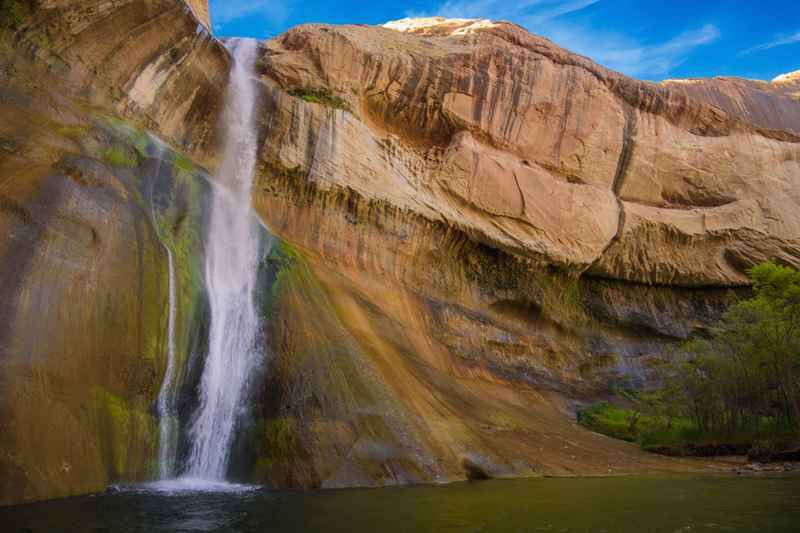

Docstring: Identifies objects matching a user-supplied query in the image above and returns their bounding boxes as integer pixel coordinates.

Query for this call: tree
[670,262,800,441]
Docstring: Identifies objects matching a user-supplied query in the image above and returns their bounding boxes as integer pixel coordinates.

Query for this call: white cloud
[434,0,598,22]
[543,23,720,78]
[211,0,291,29]
[741,31,800,55]
[523,0,601,25]
[419,0,720,79]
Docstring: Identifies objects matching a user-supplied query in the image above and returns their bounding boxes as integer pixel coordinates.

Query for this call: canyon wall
[1,5,799,503]
[242,18,800,487]
[258,19,800,287]
[0,0,219,505]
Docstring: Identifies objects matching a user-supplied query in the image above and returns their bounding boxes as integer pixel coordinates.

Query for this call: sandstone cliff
[1,3,798,505]
[246,16,799,488]
[0,0,220,505]
[661,70,800,135]
[259,18,800,287]
[185,0,211,29]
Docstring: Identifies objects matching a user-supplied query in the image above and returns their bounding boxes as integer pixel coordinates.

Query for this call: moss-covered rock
[288,87,350,111]
[0,107,213,505]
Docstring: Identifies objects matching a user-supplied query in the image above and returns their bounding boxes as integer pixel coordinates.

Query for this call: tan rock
[1,7,799,504]
[185,0,211,29]
[19,0,228,169]
[260,19,800,286]
[661,71,800,135]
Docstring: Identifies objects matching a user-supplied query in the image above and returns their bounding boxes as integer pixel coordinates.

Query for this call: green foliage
[259,240,306,319]
[174,154,194,176]
[289,87,350,111]
[98,116,151,161]
[578,402,694,448]
[0,0,32,29]
[578,402,641,442]
[131,131,150,159]
[101,146,138,168]
[668,262,800,439]
[583,264,800,454]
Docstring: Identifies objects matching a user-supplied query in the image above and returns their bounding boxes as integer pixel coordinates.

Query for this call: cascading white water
[157,247,179,479]
[185,38,263,480]
[145,138,180,480]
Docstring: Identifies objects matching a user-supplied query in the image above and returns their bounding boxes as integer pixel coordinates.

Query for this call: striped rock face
[257,19,800,287]
[0,8,798,504]
[185,0,211,29]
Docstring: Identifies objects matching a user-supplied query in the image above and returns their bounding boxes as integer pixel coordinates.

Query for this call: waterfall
[157,247,179,479]
[185,38,263,480]
[145,137,180,481]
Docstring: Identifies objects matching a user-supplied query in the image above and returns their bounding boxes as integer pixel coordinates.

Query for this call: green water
[3,476,799,532]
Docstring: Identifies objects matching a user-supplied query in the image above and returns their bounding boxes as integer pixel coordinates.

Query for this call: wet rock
[462,455,492,481]
[748,448,800,463]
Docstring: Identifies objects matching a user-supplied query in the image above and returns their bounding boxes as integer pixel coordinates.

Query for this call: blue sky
[209,0,799,81]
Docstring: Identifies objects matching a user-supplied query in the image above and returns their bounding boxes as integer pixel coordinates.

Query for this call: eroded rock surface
[0,5,798,504]
[243,17,798,486]
[260,19,800,286]
[0,0,218,505]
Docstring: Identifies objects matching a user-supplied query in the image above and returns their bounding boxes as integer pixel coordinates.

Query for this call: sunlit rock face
[259,19,800,286]
[244,19,799,486]
[662,70,800,135]
[383,17,500,35]
[185,0,211,29]
[18,0,227,167]
[1,6,799,504]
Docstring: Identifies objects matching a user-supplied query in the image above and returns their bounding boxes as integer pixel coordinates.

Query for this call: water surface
[3,476,799,532]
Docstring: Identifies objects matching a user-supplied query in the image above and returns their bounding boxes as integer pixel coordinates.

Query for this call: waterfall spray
[157,247,179,479]
[185,38,263,480]
[146,139,180,481]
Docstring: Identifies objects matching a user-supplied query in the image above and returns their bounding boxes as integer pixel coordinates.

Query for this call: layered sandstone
[1,4,799,505]
[17,0,228,166]
[243,19,799,484]
[259,19,800,286]
[661,70,800,135]
[185,0,211,29]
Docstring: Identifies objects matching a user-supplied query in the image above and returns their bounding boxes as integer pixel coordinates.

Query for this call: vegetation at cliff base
[577,401,694,448]
[580,262,800,456]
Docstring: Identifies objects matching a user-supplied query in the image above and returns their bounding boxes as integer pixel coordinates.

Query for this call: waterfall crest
[185,38,263,480]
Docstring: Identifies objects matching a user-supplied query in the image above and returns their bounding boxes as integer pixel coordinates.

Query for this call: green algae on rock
[0,107,214,505]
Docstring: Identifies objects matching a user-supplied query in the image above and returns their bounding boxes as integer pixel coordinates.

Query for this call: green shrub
[578,401,693,448]
[585,262,800,455]
[0,0,33,29]
[174,154,194,174]
[289,87,350,111]
[578,402,641,442]
[668,261,800,439]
